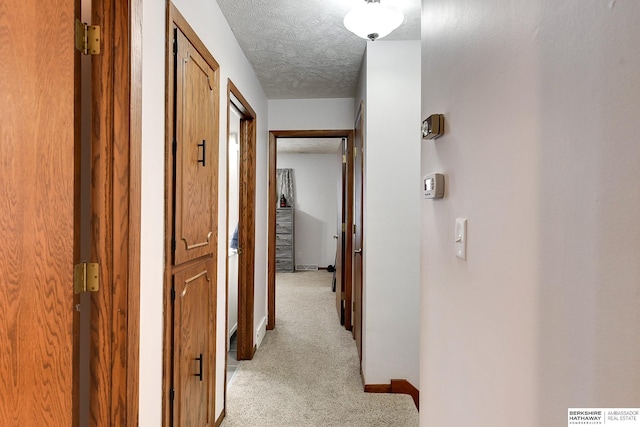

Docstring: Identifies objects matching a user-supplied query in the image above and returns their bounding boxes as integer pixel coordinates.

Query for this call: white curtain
[277,168,295,207]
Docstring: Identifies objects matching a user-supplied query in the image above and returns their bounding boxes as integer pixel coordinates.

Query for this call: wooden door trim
[225,79,257,370]
[168,4,220,70]
[353,101,365,361]
[267,130,354,330]
[89,0,141,425]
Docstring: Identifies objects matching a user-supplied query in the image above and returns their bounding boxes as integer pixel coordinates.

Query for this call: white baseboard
[256,316,267,348]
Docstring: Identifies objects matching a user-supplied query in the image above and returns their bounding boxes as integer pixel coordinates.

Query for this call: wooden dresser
[275,207,295,272]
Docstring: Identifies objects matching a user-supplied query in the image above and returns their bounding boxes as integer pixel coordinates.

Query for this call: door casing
[352,102,365,361]
[225,81,258,363]
[267,130,354,330]
[90,0,142,424]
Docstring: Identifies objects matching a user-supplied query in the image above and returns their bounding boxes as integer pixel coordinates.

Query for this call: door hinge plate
[342,154,347,164]
[74,262,99,294]
[75,19,101,55]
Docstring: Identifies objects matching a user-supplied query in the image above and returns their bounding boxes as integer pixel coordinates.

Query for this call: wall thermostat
[422,114,445,140]
[424,173,444,199]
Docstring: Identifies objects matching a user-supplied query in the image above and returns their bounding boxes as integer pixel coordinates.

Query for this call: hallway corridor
[222,271,418,427]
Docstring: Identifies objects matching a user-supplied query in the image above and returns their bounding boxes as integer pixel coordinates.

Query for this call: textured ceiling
[216,0,421,99]
[277,138,343,154]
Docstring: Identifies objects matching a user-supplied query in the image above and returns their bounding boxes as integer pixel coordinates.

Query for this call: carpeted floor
[221,271,419,427]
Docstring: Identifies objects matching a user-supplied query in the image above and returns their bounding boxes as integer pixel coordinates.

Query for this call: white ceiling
[215,0,421,99]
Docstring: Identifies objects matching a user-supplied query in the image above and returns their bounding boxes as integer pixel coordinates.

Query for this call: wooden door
[166,10,219,426]
[173,27,217,265]
[337,137,354,331]
[0,0,79,424]
[173,259,215,427]
[353,106,364,359]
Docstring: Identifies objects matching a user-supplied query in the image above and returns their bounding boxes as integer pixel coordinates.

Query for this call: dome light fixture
[343,0,404,41]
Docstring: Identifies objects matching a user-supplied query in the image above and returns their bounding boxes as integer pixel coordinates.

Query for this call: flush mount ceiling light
[344,0,404,41]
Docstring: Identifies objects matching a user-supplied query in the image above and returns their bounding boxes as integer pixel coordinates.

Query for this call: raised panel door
[172,258,216,426]
[173,28,218,265]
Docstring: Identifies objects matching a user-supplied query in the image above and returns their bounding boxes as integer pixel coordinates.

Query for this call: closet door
[173,28,218,265]
[172,258,216,427]
[167,20,219,426]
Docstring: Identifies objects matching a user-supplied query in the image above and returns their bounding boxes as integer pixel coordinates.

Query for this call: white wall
[269,98,354,130]
[420,1,640,426]
[277,153,341,268]
[362,40,421,388]
[140,0,269,424]
[354,51,366,117]
[139,0,166,425]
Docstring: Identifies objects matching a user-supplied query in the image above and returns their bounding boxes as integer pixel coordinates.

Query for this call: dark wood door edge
[364,380,419,411]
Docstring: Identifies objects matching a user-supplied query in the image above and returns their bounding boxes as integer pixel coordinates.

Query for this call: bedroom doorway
[267,130,354,331]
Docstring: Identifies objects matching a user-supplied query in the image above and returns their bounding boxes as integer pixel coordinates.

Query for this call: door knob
[354,249,362,254]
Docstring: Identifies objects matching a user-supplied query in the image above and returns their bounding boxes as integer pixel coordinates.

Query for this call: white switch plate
[455,218,467,260]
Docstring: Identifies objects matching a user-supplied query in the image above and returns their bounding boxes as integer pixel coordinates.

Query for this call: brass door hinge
[342,154,347,164]
[353,147,357,158]
[74,262,99,294]
[75,19,101,55]
[342,223,346,232]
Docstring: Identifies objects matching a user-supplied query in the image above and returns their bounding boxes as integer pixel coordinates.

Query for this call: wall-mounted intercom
[423,173,445,199]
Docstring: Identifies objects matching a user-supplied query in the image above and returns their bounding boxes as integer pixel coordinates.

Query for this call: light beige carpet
[221,271,419,427]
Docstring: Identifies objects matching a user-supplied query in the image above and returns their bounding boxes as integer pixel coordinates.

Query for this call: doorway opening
[224,78,258,421]
[225,81,257,365]
[226,103,242,385]
[267,130,354,331]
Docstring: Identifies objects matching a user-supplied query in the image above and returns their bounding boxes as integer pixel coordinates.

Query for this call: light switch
[455,218,467,260]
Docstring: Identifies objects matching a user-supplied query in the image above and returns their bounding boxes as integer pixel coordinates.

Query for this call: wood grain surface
[0,0,77,425]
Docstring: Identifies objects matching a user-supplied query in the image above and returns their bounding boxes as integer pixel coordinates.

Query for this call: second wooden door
[166,13,220,426]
